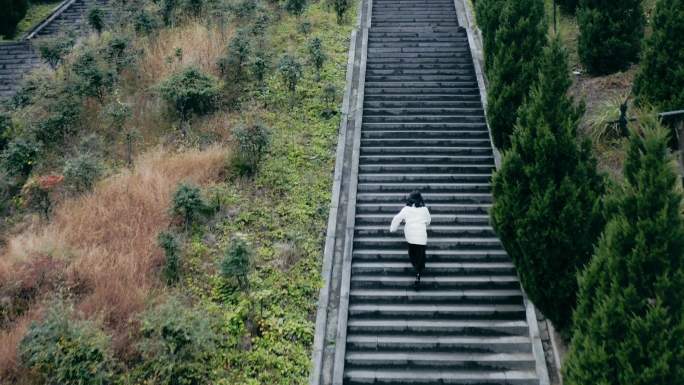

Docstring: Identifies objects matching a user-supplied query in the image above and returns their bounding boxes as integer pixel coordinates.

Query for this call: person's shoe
[414,273,420,290]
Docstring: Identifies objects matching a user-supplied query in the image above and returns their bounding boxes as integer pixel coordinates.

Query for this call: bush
[491,37,605,333]
[486,0,547,149]
[577,0,644,75]
[102,34,135,72]
[232,123,271,176]
[220,237,251,289]
[21,174,64,218]
[63,153,103,193]
[474,0,505,71]
[158,231,181,284]
[250,50,271,88]
[252,10,270,36]
[171,182,207,227]
[182,0,204,16]
[307,37,327,81]
[134,8,160,34]
[563,118,684,385]
[298,20,312,35]
[87,7,106,33]
[0,0,28,38]
[156,67,220,124]
[35,33,76,69]
[136,297,219,385]
[161,0,178,25]
[232,0,256,18]
[558,0,578,13]
[278,54,303,97]
[1,137,40,178]
[0,112,11,151]
[217,29,251,82]
[71,49,116,102]
[19,300,115,385]
[284,0,307,16]
[36,93,82,145]
[332,0,349,24]
[633,0,684,113]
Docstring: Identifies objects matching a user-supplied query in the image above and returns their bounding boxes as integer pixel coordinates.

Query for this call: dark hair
[406,191,425,207]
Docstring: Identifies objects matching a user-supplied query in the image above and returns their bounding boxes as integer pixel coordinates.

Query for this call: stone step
[368,42,468,48]
[345,351,536,370]
[353,235,502,249]
[346,318,529,336]
[360,146,492,156]
[359,154,493,165]
[358,163,494,173]
[349,287,522,305]
[354,214,491,227]
[356,182,491,194]
[365,86,479,95]
[351,260,511,274]
[363,106,483,115]
[346,335,532,353]
[356,192,493,203]
[354,225,496,237]
[358,172,492,183]
[366,67,474,75]
[356,203,489,216]
[347,303,525,319]
[360,137,490,146]
[344,368,539,385]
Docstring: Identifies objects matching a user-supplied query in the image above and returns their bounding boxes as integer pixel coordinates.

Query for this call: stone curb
[25,0,78,40]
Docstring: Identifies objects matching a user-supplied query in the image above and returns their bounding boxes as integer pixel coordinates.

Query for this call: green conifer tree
[491,37,604,332]
[633,0,684,112]
[474,0,505,71]
[486,0,547,149]
[577,0,644,75]
[564,118,684,385]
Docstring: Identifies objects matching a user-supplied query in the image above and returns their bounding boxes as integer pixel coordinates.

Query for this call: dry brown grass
[0,146,228,379]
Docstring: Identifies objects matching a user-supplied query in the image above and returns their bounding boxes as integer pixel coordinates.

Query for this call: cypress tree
[633,0,684,112]
[474,0,505,71]
[564,119,684,385]
[491,37,604,332]
[486,0,547,149]
[577,0,644,75]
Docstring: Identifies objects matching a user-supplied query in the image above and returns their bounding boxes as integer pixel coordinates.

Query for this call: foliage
[220,236,252,289]
[19,300,115,385]
[21,174,63,218]
[183,0,204,16]
[1,136,40,178]
[577,0,644,75]
[158,231,181,284]
[35,92,82,145]
[563,118,684,385]
[0,112,11,151]
[491,37,604,332]
[486,0,547,149]
[298,20,312,35]
[134,8,160,34]
[250,51,271,89]
[232,123,271,176]
[63,153,103,193]
[71,49,116,102]
[135,297,220,385]
[333,0,349,24]
[0,0,28,38]
[633,0,684,113]
[474,0,505,71]
[87,6,106,34]
[35,33,76,69]
[102,34,136,72]
[558,0,578,13]
[232,0,256,19]
[252,10,270,37]
[218,29,251,82]
[171,182,207,227]
[161,0,178,26]
[285,0,307,16]
[156,67,220,122]
[307,37,327,81]
[278,54,303,96]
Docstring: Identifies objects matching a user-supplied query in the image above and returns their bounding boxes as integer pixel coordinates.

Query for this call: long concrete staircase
[340,0,544,384]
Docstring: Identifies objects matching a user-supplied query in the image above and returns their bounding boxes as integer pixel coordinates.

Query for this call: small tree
[156,67,220,133]
[284,0,307,16]
[563,118,684,385]
[486,0,547,149]
[161,0,178,26]
[0,112,11,151]
[577,0,645,75]
[220,237,251,289]
[332,0,349,24]
[171,182,206,228]
[474,0,505,71]
[232,123,271,176]
[63,154,103,193]
[87,7,106,34]
[633,0,684,113]
[491,37,605,332]
[20,300,115,385]
[71,49,116,103]
[35,33,76,69]
[182,0,204,16]
[0,0,28,38]
[21,174,64,219]
[134,9,160,34]
[2,137,40,178]
[250,51,271,89]
[278,54,303,98]
[36,93,82,145]
[158,231,181,284]
[217,29,251,82]
[307,37,327,82]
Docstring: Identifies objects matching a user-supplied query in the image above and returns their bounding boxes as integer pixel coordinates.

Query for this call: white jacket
[389,206,431,245]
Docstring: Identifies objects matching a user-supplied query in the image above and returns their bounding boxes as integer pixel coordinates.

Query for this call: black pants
[407,243,426,275]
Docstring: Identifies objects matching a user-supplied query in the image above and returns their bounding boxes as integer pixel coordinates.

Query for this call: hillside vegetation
[0,0,355,383]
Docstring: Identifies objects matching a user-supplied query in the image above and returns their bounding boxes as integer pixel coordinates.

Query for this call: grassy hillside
[0,0,355,383]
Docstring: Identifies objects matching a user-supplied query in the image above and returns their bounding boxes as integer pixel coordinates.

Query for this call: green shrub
[232,123,271,176]
[298,20,312,35]
[156,67,220,123]
[563,118,684,385]
[307,37,327,81]
[101,99,132,132]
[19,300,115,385]
[0,0,28,38]
[486,0,547,149]
[102,34,135,72]
[559,0,578,13]
[217,29,251,82]
[474,0,505,71]
[0,113,11,151]
[182,0,204,16]
[577,0,644,75]
[491,37,605,333]
[158,231,181,284]
[232,0,256,18]
[35,93,82,145]
[161,0,178,25]
[250,51,271,89]
[332,0,349,24]
[252,10,270,37]
[278,54,303,97]
[10,69,55,108]
[134,8,160,34]
[136,297,219,385]
[71,49,116,103]
[63,154,103,193]
[2,137,40,178]
[35,33,76,69]
[87,7,106,34]
[633,0,684,113]
[284,0,307,16]
[171,182,207,227]
[220,237,251,289]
